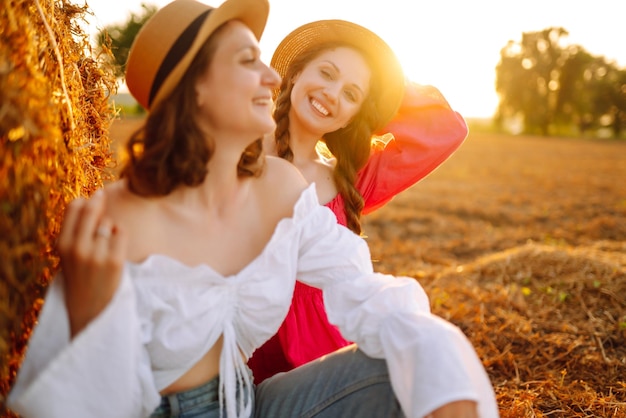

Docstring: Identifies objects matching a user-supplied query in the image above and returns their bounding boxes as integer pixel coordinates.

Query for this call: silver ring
[95,226,112,239]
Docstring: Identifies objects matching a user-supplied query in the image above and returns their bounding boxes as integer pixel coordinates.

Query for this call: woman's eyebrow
[320,60,366,95]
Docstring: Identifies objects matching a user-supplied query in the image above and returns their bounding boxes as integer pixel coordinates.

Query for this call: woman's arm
[290,198,498,417]
[358,82,468,214]
[304,269,498,418]
[7,272,159,417]
[7,193,159,417]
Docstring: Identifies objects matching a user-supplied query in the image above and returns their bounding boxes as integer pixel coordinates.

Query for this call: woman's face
[290,46,371,137]
[195,20,280,139]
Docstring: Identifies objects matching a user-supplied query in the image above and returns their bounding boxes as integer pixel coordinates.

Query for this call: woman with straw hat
[251,19,469,382]
[7,1,497,417]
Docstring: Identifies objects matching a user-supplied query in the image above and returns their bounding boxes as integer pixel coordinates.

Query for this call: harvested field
[361,132,626,417]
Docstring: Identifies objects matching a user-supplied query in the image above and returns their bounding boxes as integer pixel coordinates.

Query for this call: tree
[556,46,597,133]
[97,3,157,78]
[590,62,626,138]
[495,27,570,136]
[496,27,626,138]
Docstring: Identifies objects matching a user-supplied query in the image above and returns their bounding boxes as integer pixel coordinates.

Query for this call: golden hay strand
[1,0,116,414]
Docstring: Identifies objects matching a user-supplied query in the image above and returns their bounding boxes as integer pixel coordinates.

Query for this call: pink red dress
[247,83,469,384]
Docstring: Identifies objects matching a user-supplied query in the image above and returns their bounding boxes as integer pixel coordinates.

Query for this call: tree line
[495,27,625,138]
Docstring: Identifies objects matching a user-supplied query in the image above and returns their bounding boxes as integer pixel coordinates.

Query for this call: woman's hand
[58,190,127,338]
[426,400,479,418]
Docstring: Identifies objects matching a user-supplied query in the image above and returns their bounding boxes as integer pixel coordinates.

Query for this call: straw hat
[126,0,269,110]
[271,19,406,130]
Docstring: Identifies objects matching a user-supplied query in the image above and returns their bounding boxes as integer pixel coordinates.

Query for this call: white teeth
[253,98,271,105]
[311,98,329,116]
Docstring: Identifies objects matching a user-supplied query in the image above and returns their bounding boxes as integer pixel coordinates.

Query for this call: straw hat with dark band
[271,19,406,130]
[126,0,269,110]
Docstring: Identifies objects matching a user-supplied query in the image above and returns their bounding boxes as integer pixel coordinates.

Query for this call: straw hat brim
[270,19,405,130]
[126,0,269,110]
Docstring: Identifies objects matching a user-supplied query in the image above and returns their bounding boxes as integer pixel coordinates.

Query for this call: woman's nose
[263,64,281,88]
[322,83,340,103]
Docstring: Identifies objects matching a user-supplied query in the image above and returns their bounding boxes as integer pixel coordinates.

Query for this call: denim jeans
[255,344,405,418]
[150,373,255,418]
[151,345,403,417]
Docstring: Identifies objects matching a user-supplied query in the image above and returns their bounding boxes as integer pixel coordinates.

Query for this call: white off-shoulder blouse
[8,184,499,418]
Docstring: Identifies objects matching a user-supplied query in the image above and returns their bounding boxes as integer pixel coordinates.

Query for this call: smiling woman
[246,18,475,396]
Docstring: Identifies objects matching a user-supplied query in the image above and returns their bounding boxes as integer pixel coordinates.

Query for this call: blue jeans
[150,373,255,418]
[151,345,403,417]
[255,344,405,418]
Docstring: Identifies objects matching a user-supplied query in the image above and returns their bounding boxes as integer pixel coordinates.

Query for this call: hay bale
[0,0,116,413]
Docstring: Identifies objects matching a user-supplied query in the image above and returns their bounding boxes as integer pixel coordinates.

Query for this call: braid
[333,155,364,234]
[325,92,380,235]
[273,77,294,162]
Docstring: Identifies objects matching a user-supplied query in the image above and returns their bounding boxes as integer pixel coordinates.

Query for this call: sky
[81,0,626,118]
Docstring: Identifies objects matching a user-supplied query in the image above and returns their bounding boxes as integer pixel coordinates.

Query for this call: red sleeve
[357,82,468,215]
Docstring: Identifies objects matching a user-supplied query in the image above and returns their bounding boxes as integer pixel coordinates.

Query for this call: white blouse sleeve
[295,202,499,418]
[7,271,160,418]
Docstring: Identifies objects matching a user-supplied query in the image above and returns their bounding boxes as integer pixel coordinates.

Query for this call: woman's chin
[257,120,276,136]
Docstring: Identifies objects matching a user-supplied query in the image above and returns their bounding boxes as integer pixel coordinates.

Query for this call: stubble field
[109,120,626,417]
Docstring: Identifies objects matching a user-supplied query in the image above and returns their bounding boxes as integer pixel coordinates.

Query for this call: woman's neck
[170,134,252,211]
[284,124,324,167]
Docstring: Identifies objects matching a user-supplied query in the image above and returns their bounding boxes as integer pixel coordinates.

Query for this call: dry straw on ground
[426,243,626,417]
[365,133,626,417]
[0,0,116,415]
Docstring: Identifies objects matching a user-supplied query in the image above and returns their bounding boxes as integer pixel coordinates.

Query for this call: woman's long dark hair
[121,24,264,196]
[273,43,381,234]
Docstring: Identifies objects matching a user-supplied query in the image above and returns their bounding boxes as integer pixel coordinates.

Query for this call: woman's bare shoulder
[264,156,308,190]
[256,156,310,211]
[99,180,149,224]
